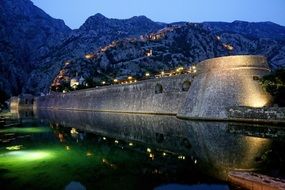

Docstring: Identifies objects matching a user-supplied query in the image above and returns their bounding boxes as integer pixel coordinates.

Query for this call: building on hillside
[70,77,79,89]
[70,76,85,89]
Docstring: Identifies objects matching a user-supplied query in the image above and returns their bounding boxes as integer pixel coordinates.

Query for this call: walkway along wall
[33,55,272,120]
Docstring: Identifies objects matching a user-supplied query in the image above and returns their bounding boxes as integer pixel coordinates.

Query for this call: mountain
[80,13,165,35]
[37,23,285,94]
[1,0,285,99]
[202,21,285,68]
[24,13,166,94]
[25,19,285,95]
[202,21,285,40]
[0,0,71,101]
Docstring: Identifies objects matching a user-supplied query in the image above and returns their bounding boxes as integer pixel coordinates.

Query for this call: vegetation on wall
[261,68,285,106]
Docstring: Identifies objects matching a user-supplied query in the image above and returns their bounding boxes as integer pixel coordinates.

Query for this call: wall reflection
[35,110,274,180]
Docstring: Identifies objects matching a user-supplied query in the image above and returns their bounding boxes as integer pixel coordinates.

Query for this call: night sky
[31,0,285,29]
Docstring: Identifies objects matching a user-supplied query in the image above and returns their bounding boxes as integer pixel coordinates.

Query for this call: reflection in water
[0,127,51,134]
[35,110,273,180]
[1,110,284,190]
[3,150,53,161]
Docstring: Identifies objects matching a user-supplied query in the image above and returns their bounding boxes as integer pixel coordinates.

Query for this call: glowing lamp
[85,54,94,59]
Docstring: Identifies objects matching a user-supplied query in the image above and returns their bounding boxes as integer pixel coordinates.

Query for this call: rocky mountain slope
[203,21,285,40]
[0,0,71,101]
[0,0,165,100]
[20,13,165,95]
[27,20,285,94]
[1,0,285,99]
[26,17,285,93]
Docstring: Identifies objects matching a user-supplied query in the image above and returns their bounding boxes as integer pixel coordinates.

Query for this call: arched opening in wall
[155,84,163,94]
[253,76,260,81]
[182,80,191,92]
[25,99,28,104]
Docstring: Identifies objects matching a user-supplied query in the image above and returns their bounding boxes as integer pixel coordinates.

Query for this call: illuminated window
[253,76,260,81]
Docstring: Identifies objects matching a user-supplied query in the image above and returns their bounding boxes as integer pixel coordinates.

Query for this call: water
[0,110,285,190]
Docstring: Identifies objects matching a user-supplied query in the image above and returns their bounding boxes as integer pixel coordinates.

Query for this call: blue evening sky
[31,0,285,29]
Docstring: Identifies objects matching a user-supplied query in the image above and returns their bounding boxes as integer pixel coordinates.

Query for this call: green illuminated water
[0,110,285,190]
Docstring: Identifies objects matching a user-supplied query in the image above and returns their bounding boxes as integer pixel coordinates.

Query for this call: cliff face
[0,0,71,100]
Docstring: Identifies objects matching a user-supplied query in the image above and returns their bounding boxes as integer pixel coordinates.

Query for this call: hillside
[0,0,285,99]
[0,0,71,101]
[26,22,283,94]
[22,13,165,94]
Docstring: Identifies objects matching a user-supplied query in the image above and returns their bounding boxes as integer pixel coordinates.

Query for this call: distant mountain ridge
[0,0,285,100]
[203,20,285,39]
[80,13,165,33]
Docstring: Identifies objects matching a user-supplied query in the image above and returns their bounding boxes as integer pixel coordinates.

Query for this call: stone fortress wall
[31,55,273,121]
[34,74,193,115]
[177,55,272,120]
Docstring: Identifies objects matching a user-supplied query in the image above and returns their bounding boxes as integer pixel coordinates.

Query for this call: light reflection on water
[0,110,284,190]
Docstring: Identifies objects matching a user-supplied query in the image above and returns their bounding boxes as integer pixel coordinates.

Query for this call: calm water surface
[0,110,285,190]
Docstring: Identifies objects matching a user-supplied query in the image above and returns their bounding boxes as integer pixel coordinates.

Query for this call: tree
[261,69,285,106]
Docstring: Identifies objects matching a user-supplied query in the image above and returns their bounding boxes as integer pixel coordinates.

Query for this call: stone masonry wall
[177,55,272,120]
[33,55,277,121]
[34,74,192,115]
